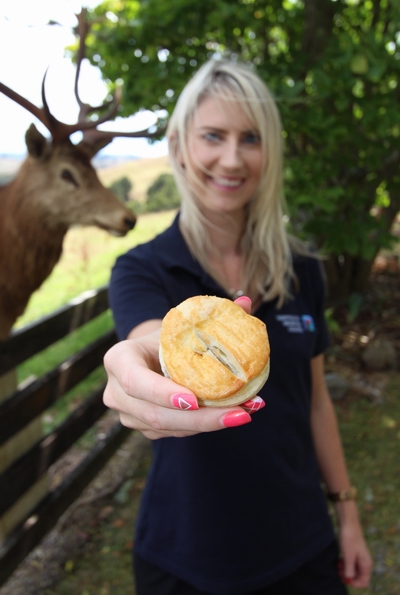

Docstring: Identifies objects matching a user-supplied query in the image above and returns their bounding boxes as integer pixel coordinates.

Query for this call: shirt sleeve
[108,244,171,340]
[311,258,330,357]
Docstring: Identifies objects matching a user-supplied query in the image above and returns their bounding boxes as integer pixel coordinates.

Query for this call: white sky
[0,0,168,157]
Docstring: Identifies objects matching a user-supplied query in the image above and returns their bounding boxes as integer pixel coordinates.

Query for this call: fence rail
[0,286,131,586]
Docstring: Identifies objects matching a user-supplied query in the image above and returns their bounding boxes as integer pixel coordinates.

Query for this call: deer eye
[61,169,78,187]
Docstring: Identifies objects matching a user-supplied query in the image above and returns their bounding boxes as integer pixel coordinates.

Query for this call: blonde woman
[104,59,372,595]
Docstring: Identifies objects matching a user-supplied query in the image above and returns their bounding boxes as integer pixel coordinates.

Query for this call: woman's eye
[243,132,260,145]
[204,132,221,142]
[61,169,78,187]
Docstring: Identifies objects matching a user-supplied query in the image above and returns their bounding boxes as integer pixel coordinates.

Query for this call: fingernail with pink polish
[171,394,199,410]
[234,295,252,305]
[222,411,252,428]
[241,396,265,413]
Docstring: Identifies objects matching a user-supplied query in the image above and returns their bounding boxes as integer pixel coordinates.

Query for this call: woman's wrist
[333,497,361,528]
[327,486,357,502]
[324,485,361,526]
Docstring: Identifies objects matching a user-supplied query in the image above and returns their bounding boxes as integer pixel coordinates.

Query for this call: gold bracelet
[327,486,357,502]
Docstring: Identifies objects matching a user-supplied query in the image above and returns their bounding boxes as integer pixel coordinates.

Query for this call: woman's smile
[208,175,244,190]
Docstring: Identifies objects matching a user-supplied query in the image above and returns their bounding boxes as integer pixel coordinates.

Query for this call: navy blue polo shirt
[109,214,335,595]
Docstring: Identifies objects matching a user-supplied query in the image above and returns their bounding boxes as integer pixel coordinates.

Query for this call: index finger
[103,337,252,432]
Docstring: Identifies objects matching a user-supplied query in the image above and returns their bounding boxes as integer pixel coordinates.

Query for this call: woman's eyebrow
[196,125,259,137]
[197,125,225,131]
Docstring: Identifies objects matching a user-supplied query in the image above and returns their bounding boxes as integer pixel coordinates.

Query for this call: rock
[361,339,397,371]
[325,372,350,401]
[351,376,384,404]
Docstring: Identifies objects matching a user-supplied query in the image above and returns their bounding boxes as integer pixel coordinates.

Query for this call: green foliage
[84,0,400,299]
[145,172,181,212]
[346,292,365,323]
[109,176,133,202]
[324,307,341,334]
[129,198,145,214]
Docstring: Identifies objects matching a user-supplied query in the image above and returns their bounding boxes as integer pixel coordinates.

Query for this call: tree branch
[301,0,336,65]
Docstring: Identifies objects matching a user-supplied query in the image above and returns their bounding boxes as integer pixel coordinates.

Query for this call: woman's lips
[210,175,244,188]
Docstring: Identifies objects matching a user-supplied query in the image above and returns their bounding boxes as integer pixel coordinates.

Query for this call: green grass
[15,210,176,329]
[339,373,400,594]
[18,312,113,434]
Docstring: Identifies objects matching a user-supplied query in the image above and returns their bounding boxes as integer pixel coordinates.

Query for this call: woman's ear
[169,132,186,169]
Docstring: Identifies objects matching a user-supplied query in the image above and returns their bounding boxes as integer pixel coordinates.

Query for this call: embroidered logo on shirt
[301,315,315,332]
[276,314,315,334]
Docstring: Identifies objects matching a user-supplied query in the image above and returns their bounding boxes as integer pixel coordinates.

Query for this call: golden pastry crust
[159,295,270,407]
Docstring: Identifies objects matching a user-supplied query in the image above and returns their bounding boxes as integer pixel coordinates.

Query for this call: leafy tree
[84,0,400,302]
[109,176,133,202]
[146,173,181,212]
[129,198,145,215]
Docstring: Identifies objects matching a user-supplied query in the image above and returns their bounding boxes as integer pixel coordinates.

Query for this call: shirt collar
[157,213,224,294]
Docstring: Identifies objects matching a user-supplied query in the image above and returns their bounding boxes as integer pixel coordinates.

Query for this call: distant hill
[0,153,141,175]
[92,154,139,170]
[0,154,171,201]
[97,154,171,203]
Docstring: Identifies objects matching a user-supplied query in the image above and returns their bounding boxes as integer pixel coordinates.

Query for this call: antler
[0,79,58,133]
[0,9,165,154]
[73,9,121,136]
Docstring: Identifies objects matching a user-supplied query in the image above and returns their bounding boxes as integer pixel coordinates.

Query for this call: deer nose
[125,217,136,230]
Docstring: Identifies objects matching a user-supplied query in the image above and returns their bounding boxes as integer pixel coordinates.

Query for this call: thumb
[234,295,252,314]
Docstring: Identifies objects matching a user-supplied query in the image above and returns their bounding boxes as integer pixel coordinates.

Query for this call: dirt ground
[1,263,399,595]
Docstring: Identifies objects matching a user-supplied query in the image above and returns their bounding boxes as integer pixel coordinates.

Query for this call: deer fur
[0,125,136,340]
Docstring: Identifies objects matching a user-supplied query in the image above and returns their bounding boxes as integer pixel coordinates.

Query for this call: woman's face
[184,95,264,217]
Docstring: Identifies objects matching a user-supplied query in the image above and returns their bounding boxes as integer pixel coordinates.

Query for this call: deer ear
[25,124,50,160]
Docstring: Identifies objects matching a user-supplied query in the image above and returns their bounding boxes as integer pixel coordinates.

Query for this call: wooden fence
[0,286,131,586]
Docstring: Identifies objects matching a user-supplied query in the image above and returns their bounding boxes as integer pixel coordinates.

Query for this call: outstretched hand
[103,296,264,440]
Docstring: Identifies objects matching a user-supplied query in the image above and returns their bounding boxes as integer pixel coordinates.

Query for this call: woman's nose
[220,139,243,168]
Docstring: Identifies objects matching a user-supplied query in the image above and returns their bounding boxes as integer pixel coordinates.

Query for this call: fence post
[0,370,49,541]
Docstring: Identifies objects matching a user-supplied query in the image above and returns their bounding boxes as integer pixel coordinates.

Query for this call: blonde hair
[167,58,308,306]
